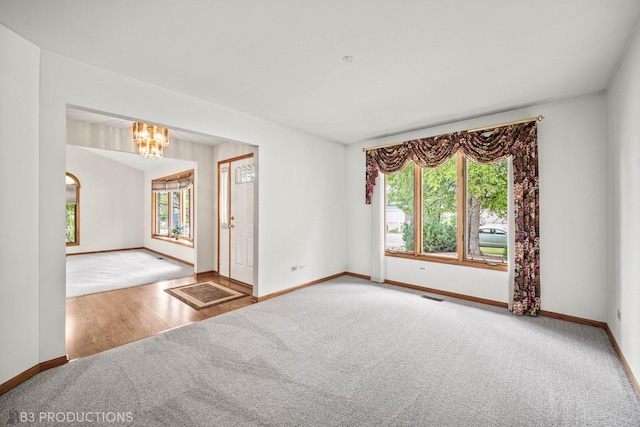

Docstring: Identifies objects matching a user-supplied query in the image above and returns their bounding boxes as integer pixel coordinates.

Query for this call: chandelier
[132,122,170,159]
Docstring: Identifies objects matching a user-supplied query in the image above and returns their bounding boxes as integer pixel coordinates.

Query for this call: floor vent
[421,295,443,302]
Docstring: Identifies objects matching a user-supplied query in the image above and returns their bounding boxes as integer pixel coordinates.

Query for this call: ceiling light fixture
[132,122,170,159]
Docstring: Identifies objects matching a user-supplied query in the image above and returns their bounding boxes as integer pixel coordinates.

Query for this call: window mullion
[414,162,422,256]
[457,152,465,262]
[189,191,194,241]
[178,191,183,231]
[169,191,175,234]
[180,190,186,227]
[152,193,156,235]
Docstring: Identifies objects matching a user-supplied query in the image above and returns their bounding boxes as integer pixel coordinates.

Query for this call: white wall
[258,136,346,294]
[66,145,145,254]
[606,24,640,384]
[347,94,608,321]
[144,160,197,265]
[0,26,40,385]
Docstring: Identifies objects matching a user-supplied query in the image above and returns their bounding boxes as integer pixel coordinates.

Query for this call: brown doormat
[164,281,248,310]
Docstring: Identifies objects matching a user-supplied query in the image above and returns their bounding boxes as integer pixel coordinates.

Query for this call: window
[66,173,80,246]
[152,170,194,246]
[385,152,508,269]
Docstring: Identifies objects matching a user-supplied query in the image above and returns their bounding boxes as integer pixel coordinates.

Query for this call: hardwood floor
[66,273,253,360]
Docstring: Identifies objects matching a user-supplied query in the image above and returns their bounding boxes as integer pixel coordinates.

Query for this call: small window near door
[152,170,194,246]
[66,173,80,246]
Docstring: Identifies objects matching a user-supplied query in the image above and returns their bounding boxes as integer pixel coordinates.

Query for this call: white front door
[218,164,231,278]
[218,155,254,286]
[230,157,254,285]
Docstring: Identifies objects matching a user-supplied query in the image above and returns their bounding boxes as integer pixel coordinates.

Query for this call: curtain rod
[362,115,544,152]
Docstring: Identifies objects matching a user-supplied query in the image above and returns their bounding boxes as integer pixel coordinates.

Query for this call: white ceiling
[2,1,639,144]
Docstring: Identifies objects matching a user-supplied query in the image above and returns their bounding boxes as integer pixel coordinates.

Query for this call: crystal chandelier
[132,122,169,159]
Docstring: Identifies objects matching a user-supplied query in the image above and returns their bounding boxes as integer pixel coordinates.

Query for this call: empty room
[1,1,640,425]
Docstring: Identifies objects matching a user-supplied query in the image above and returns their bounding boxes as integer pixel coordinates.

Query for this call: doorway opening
[64,107,258,360]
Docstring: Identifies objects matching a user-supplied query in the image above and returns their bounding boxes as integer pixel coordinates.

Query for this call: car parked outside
[478,226,507,248]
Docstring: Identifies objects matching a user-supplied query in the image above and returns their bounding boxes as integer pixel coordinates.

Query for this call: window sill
[152,235,194,248]
[385,251,507,272]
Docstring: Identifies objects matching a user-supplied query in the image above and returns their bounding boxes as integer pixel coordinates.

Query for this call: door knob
[230,215,235,220]
[229,224,235,228]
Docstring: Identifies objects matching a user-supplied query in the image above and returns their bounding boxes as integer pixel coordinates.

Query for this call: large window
[152,170,194,246]
[66,173,80,246]
[385,152,508,270]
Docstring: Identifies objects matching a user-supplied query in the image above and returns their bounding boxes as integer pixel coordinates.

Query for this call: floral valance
[366,122,536,204]
[365,121,540,316]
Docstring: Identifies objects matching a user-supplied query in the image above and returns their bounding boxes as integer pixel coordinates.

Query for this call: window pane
[66,204,76,243]
[220,166,229,227]
[156,192,168,235]
[183,188,191,237]
[385,162,415,252]
[465,159,508,263]
[422,156,457,258]
[172,191,181,233]
[65,173,79,245]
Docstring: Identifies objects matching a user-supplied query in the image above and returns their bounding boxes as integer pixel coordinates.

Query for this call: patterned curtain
[365,121,540,316]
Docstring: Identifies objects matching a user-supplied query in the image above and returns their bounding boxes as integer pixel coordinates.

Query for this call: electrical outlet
[617,309,621,321]
[291,265,298,272]
[299,265,305,270]
[419,266,427,271]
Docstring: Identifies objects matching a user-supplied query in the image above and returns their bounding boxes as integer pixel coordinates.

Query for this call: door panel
[218,155,254,286]
[230,157,254,285]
